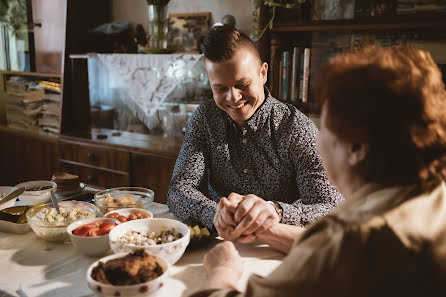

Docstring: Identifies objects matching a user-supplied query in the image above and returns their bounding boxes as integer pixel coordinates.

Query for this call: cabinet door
[0,129,59,185]
[131,153,176,204]
[59,161,130,189]
[60,142,130,172]
[31,0,66,74]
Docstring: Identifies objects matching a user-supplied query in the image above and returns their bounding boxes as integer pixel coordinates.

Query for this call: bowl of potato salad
[26,200,97,243]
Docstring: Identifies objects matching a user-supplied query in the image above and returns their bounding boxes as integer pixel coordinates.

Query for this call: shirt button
[253,126,257,131]
[243,168,248,174]
[242,139,247,144]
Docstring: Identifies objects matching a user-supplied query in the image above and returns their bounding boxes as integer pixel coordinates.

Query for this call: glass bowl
[94,187,154,215]
[26,200,97,243]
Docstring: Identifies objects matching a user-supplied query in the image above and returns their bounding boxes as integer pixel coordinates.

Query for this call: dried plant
[252,0,311,41]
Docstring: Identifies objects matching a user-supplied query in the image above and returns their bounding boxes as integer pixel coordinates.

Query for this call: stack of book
[270,46,312,104]
[396,0,446,15]
[5,77,61,135]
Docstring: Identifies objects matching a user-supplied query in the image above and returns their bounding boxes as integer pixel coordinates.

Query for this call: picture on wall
[167,12,211,53]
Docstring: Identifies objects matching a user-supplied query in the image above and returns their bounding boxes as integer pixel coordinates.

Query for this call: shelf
[60,128,183,158]
[272,17,446,32]
[0,71,62,79]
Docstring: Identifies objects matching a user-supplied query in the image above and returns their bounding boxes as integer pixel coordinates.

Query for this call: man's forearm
[167,185,218,231]
[257,223,305,254]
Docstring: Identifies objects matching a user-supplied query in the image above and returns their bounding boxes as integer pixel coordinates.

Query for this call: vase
[147,4,168,49]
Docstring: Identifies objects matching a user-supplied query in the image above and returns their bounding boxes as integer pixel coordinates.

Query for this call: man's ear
[260,62,268,84]
[348,142,368,166]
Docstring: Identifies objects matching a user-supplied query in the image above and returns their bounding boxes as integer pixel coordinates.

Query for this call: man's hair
[314,46,446,188]
[199,25,261,63]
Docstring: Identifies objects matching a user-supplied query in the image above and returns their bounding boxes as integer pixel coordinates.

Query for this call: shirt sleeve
[167,105,218,232]
[188,217,358,297]
[279,113,344,226]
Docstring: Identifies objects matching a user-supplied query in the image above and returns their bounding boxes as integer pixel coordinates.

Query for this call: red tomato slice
[86,227,100,237]
[97,223,117,235]
[72,225,90,236]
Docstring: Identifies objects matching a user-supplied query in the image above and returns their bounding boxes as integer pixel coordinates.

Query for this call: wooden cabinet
[60,142,130,172]
[59,130,181,203]
[131,153,176,204]
[59,139,131,189]
[0,126,59,185]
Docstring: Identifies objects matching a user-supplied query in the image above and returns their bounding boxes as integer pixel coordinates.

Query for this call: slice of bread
[51,172,80,192]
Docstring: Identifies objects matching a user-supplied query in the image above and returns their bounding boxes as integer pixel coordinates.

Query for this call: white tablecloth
[0,210,284,297]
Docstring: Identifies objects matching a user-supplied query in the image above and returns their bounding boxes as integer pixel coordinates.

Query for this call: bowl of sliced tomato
[67,218,120,257]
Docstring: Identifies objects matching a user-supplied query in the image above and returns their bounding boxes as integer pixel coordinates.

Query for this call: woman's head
[315,46,446,190]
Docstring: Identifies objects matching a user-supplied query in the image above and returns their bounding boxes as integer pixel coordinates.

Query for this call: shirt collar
[225,86,274,132]
[332,182,420,224]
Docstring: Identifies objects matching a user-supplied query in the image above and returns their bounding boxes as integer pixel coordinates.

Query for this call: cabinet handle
[87,152,98,165]
[32,22,42,28]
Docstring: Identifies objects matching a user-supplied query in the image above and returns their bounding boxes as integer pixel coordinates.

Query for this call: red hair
[314,46,446,188]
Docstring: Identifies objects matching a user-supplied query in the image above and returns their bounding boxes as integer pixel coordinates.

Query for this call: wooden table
[0,209,284,297]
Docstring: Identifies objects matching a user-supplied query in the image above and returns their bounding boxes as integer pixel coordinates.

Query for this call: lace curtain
[87,53,206,131]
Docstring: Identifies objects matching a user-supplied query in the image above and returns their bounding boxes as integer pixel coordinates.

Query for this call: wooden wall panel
[0,128,59,185]
[131,153,176,204]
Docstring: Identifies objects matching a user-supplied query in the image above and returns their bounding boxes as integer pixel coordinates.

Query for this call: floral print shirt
[167,89,343,231]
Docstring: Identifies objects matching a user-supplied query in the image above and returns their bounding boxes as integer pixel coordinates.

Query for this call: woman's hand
[203,241,243,290]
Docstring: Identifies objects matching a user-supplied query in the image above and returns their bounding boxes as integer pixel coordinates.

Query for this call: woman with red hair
[191,47,446,297]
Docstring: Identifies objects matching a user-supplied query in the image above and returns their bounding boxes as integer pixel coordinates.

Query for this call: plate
[0,220,31,234]
[55,182,85,196]
[144,202,169,217]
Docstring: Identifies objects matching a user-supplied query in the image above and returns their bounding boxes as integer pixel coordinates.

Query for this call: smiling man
[167,25,343,240]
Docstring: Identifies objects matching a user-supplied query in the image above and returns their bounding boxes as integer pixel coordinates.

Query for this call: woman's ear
[348,142,368,166]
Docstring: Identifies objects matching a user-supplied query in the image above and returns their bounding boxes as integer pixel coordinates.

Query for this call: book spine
[269,40,279,98]
[278,55,284,100]
[281,51,290,101]
[290,47,302,103]
[301,48,311,103]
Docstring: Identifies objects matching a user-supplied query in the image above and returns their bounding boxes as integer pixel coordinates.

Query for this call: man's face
[205,48,268,125]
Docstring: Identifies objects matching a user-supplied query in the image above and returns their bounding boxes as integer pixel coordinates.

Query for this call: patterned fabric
[167,88,344,231]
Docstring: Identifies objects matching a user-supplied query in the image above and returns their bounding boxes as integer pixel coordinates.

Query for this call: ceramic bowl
[108,218,190,265]
[94,187,154,215]
[0,186,19,211]
[104,208,153,222]
[86,252,169,297]
[26,200,97,243]
[67,218,120,256]
[14,180,57,205]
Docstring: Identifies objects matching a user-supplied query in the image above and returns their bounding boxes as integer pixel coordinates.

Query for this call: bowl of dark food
[108,218,190,265]
[14,180,57,205]
[87,249,169,297]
